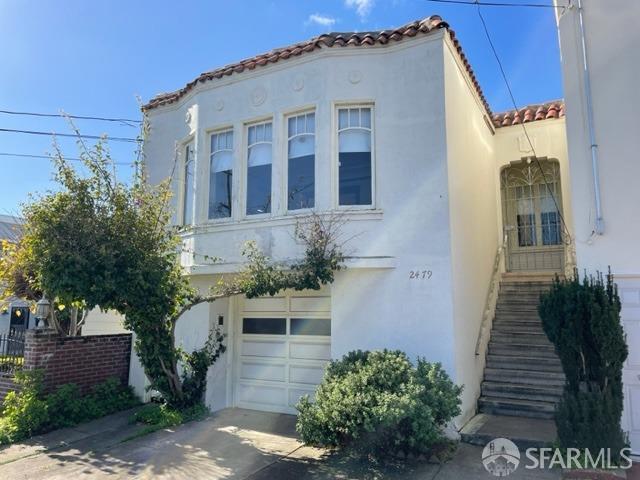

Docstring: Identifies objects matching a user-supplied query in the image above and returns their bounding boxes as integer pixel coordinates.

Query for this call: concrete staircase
[477,276,565,420]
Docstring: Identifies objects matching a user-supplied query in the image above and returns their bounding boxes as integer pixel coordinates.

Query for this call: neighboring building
[554,0,640,452]
[140,14,579,438]
[0,215,29,334]
[0,215,125,336]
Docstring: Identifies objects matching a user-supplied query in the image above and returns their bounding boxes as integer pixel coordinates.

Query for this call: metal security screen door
[501,159,564,272]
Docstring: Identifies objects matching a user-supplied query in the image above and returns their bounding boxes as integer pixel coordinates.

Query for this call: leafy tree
[539,271,628,455]
[0,136,344,409]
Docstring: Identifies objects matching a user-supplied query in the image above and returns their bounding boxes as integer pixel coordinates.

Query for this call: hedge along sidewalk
[0,407,144,466]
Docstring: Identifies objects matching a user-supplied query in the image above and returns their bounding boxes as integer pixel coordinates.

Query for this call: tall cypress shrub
[539,270,628,454]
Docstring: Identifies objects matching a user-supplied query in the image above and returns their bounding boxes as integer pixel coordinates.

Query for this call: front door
[501,159,564,272]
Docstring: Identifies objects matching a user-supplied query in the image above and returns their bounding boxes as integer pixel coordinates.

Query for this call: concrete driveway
[0,407,564,479]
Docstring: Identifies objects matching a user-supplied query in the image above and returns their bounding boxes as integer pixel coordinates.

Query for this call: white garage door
[235,294,331,414]
[620,278,640,454]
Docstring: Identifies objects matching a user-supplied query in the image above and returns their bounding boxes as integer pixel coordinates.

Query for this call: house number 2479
[409,270,433,279]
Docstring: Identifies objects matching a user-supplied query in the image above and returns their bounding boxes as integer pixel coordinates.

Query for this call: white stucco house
[133,11,638,452]
[554,0,640,452]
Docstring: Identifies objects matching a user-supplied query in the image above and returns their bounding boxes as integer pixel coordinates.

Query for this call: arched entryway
[500,158,565,272]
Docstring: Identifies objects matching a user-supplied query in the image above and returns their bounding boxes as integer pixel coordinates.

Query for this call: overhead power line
[0,152,133,166]
[0,109,141,125]
[473,1,571,242]
[0,128,140,143]
[426,0,565,9]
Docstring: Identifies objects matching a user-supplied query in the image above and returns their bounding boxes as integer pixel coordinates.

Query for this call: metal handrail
[475,234,508,355]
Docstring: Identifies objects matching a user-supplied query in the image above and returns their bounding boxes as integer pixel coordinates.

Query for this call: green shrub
[129,402,208,438]
[0,371,140,445]
[0,371,48,443]
[296,350,462,458]
[539,271,628,455]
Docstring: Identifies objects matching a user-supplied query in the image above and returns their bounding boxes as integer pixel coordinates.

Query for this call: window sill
[179,208,384,236]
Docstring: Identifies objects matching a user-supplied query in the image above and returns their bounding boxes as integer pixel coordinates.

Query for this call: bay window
[246,121,273,215]
[287,112,315,210]
[209,130,233,219]
[338,107,372,206]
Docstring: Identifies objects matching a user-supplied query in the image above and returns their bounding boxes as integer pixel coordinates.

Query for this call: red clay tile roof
[492,101,565,128]
[144,16,491,115]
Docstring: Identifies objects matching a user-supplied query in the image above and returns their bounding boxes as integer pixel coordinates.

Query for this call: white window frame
[180,140,196,226]
[244,118,274,219]
[285,109,316,214]
[333,103,376,210]
[207,126,235,223]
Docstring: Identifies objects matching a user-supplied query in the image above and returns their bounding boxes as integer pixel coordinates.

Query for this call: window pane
[209,169,232,219]
[242,318,286,335]
[288,153,314,210]
[339,127,372,206]
[339,129,371,152]
[349,108,359,128]
[247,164,272,215]
[183,145,194,225]
[338,109,348,129]
[361,108,371,128]
[339,152,371,205]
[290,318,331,336]
[248,143,272,167]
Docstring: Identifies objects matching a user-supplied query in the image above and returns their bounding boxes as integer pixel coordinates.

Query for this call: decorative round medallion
[292,75,305,92]
[185,110,192,124]
[215,99,224,111]
[251,86,267,106]
[348,70,363,84]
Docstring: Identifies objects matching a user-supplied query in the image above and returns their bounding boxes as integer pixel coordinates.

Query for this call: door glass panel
[540,184,562,245]
[516,185,536,247]
[290,318,331,336]
[242,318,286,335]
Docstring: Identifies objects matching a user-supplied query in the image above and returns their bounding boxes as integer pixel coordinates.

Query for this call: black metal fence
[0,330,25,373]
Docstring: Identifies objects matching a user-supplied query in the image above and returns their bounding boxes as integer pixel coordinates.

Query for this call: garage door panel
[237,383,287,406]
[290,364,326,385]
[290,296,330,313]
[241,340,287,358]
[243,297,287,312]
[289,388,317,407]
[240,362,286,382]
[290,342,331,361]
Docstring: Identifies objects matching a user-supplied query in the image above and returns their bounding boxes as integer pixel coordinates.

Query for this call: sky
[0,0,563,215]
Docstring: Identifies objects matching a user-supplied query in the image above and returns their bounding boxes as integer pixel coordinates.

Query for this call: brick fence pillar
[23,329,132,394]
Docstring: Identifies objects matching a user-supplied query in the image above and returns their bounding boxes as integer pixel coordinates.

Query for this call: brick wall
[0,373,17,400]
[24,329,132,395]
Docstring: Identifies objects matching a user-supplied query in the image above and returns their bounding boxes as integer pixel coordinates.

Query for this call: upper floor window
[246,121,273,215]
[182,143,195,225]
[338,107,372,206]
[209,130,233,219]
[287,112,315,210]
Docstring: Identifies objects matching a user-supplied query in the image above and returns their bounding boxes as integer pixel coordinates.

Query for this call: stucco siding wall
[555,0,640,453]
[82,308,128,336]
[442,36,497,425]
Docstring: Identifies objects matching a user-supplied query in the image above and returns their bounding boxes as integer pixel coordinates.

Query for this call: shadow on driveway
[0,407,563,479]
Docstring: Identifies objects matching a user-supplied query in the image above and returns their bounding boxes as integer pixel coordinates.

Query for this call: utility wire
[426,0,565,9]
[473,0,571,243]
[0,109,141,126]
[0,128,140,143]
[0,152,132,166]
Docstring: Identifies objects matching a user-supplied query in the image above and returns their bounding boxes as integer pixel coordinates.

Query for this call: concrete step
[478,396,556,419]
[483,367,565,387]
[496,301,541,309]
[486,354,563,373]
[481,381,562,403]
[491,324,546,334]
[488,342,555,356]
[493,318,544,326]
[491,331,552,346]
[460,414,557,450]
